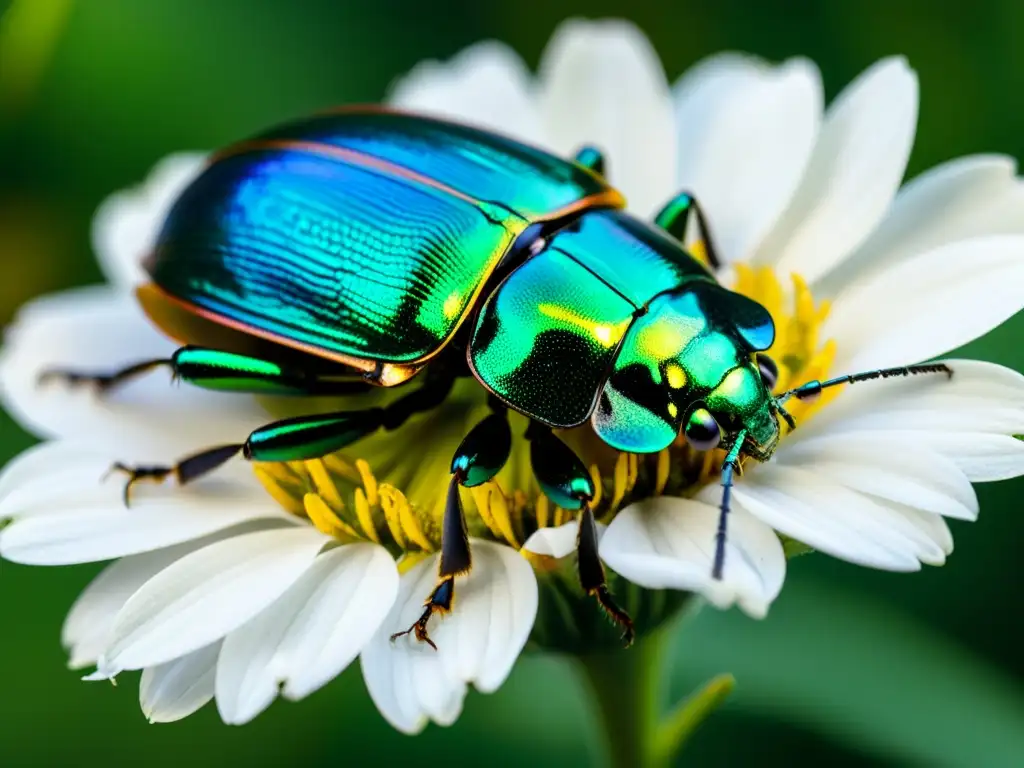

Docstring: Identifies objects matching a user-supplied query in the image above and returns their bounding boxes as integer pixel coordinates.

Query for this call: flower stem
[578,626,669,768]
[578,623,734,767]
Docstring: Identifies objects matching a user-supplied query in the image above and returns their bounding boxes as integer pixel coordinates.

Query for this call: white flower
[3,17,1024,733]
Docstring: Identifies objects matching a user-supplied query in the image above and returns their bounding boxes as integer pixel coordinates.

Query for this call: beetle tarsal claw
[38,369,115,392]
[591,585,636,648]
[389,606,438,651]
[104,462,176,507]
[37,359,170,395]
[389,575,456,651]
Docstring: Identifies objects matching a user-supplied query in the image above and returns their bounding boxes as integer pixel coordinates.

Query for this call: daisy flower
[2,18,1024,738]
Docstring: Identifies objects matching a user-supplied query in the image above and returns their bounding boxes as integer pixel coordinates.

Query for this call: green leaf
[656,674,735,763]
[674,581,1024,767]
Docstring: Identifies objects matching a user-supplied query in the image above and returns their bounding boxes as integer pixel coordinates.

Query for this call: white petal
[389,41,543,144]
[674,54,822,263]
[139,643,220,723]
[927,432,1024,481]
[600,496,784,618]
[732,464,940,571]
[93,527,328,675]
[522,519,605,558]
[537,19,675,214]
[0,470,288,565]
[61,522,271,669]
[0,440,103,507]
[818,155,1024,294]
[823,430,1024,483]
[755,57,918,281]
[822,236,1024,373]
[0,287,267,449]
[361,540,537,733]
[898,506,954,565]
[215,544,399,725]
[777,433,978,520]
[0,453,135,521]
[92,153,207,288]
[64,541,211,669]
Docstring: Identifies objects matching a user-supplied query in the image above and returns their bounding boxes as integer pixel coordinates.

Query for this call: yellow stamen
[379,484,408,550]
[588,464,603,508]
[609,453,629,511]
[486,483,519,548]
[688,239,709,267]
[252,464,306,517]
[655,449,670,496]
[535,493,550,529]
[304,493,359,541]
[469,483,503,541]
[306,459,345,512]
[322,453,362,484]
[390,485,433,552]
[356,459,379,507]
[353,488,380,544]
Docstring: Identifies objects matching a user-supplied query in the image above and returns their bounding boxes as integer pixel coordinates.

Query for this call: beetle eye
[756,353,779,391]
[684,407,721,451]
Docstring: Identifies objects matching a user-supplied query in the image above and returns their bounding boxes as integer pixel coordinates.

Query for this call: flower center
[253,266,834,562]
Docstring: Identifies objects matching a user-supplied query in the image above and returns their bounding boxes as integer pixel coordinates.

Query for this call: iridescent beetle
[46,109,949,646]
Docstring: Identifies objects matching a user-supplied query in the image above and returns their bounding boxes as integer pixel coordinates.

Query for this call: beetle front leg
[654,191,722,271]
[39,346,373,397]
[572,145,606,176]
[391,410,513,649]
[528,424,635,647]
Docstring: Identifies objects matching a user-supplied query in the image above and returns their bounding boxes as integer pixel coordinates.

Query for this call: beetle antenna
[713,430,747,581]
[776,363,953,407]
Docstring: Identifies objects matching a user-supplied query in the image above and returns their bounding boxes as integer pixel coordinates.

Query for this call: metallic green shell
[469,249,634,427]
[547,209,714,305]
[146,109,618,368]
[256,110,613,219]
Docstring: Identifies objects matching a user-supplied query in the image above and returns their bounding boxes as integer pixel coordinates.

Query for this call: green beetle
[46,108,949,646]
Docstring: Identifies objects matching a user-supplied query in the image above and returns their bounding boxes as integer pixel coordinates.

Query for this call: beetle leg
[713,430,747,581]
[38,358,170,394]
[572,145,606,176]
[108,375,455,504]
[391,410,513,649]
[108,445,245,506]
[390,476,468,650]
[654,191,722,271]
[528,424,634,647]
[39,346,373,398]
[577,501,635,646]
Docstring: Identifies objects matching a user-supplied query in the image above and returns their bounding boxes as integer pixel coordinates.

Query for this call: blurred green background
[2,1,1023,765]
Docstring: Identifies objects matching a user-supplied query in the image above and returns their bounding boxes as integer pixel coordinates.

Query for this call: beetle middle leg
[391,406,513,649]
[108,369,454,503]
[528,422,635,647]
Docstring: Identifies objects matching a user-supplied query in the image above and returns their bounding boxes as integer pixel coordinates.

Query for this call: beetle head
[592,284,779,459]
